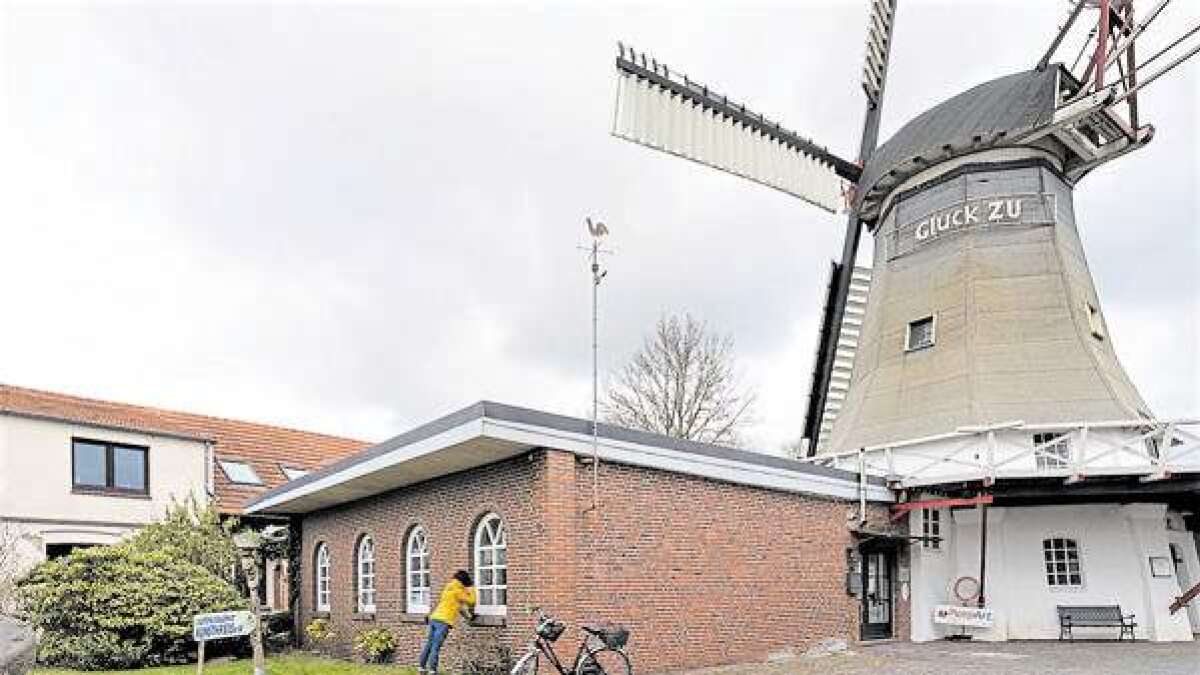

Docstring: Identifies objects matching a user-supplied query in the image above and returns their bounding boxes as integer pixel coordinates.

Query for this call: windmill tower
[606,0,1199,456]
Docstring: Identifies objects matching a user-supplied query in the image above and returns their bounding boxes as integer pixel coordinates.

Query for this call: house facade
[247,402,904,673]
[0,405,211,577]
[0,383,369,607]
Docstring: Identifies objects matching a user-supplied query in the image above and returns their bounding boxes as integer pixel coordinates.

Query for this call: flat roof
[246,401,892,514]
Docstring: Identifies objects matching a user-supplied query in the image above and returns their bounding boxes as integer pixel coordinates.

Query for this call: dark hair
[453,570,473,587]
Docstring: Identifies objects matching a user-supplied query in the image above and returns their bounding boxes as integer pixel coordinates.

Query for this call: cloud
[0,1,1196,453]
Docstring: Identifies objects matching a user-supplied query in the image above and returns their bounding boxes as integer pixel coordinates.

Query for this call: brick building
[247,402,904,673]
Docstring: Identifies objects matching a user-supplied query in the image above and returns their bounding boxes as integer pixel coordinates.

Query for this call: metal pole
[196,640,205,675]
[591,240,600,510]
[978,496,989,609]
[1095,0,1111,88]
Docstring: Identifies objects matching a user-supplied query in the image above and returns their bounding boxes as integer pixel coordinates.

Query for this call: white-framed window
[1085,301,1105,340]
[314,543,331,612]
[280,465,309,481]
[1034,432,1072,470]
[473,513,508,616]
[219,460,263,485]
[356,535,376,613]
[905,315,936,351]
[406,526,431,614]
[1043,537,1084,588]
[921,508,941,550]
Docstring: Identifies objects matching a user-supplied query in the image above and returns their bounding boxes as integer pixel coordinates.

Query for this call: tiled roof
[0,384,371,514]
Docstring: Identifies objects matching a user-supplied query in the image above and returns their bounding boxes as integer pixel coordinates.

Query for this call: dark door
[861,548,895,640]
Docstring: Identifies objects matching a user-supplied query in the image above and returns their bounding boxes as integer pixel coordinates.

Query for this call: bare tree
[603,313,756,446]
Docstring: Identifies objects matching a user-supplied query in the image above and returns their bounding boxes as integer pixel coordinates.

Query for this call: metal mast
[804,0,900,456]
[585,217,609,510]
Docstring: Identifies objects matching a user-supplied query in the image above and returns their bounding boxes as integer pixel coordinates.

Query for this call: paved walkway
[677,640,1200,675]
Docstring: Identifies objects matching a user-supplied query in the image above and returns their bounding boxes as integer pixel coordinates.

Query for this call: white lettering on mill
[914,197,1027,242]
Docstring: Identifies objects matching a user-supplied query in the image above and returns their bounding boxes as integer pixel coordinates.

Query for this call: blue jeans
[419,619,450,672]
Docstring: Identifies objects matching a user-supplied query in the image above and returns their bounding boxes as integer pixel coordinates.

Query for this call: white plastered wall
[0,413,209,575]
[909,503,1198,642]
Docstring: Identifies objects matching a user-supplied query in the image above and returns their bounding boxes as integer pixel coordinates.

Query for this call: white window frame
[405,526,432,614]
[473,513,508,616]
[1042,536,1085,589]
[905,315,936,352]
[356,535,376,613]
[921,508,942,551]
[1034,432,1072,471]
[315,543,331,612]
[219,460,263,485]
[280,465,309,481]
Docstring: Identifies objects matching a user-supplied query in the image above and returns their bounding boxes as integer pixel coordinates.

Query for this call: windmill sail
[612,47,860,214]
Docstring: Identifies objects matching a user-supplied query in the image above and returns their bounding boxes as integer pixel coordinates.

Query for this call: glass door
[861,549,894,640]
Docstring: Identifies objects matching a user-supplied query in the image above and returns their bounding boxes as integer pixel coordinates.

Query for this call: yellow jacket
[429,579,477,626]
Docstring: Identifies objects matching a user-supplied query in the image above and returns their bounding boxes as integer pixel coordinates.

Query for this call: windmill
[606,0,1200,456]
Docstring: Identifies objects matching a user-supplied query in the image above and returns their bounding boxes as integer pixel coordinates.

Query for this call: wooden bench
[1057,605,1137,641]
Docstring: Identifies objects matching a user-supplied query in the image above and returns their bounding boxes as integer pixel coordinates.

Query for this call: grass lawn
[34,654,419,675]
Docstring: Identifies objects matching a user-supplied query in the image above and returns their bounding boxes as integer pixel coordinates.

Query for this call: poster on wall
[933,604,994,628]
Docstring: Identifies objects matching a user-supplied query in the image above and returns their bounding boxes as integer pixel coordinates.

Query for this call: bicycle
[509,607,632,675]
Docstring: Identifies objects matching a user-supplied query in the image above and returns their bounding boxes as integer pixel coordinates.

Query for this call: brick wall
[574,460,872,672]
[298,452,544,667]
[297,449,903,673]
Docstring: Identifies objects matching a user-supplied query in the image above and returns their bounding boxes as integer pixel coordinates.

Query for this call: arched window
[314,543,331,612]
[1043,537,1083,587]
[473,513,508,616]
[356,535,376,613]
[406,526,432,613]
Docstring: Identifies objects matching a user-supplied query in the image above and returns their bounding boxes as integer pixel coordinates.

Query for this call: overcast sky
[1,0,1196,453]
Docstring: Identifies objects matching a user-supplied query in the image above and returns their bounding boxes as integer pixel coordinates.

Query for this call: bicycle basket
[592,626,629,650]
[537,619,566,642]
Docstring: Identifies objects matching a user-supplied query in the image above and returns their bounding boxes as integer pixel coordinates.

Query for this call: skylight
[280,465,310,482]
[219,460,263,485]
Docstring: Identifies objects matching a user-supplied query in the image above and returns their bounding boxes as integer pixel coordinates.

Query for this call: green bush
[128,496,240,584]
[352,627,396,664]
[305,618,337,645]
[17,529,246,669]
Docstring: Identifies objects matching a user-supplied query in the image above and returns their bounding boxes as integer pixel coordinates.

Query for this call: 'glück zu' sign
[890,193,1056,259]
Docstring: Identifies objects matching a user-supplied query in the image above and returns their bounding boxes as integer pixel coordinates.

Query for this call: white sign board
[933,604,994,628]
[193,611,256,642]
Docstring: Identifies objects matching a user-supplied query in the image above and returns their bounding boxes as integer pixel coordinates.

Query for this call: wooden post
[196,640,205,675]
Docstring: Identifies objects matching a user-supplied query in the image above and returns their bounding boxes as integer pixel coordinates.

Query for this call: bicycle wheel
[578,647,632,675]
[511,651,540,675]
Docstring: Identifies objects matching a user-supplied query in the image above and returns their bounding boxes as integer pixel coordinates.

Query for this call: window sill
[471,615,506,628]
[352,612,376,622]
[401,613,428,625]
[71,488,151,500]
[313,611,331,619]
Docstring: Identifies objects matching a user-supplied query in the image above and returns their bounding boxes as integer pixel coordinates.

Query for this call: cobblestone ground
[675,640,1200,675]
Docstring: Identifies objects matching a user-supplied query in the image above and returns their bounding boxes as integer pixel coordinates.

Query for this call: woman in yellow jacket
[418,570,477,674]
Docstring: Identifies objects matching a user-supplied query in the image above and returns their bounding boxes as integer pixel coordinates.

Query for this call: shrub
[128,496,240,584]
[456,631,514,675]
[17,544,245,670]
[352,627,396,664]
[304,617,337,646]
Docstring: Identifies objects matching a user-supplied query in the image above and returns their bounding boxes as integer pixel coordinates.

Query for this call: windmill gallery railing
[807,419,1200,489]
